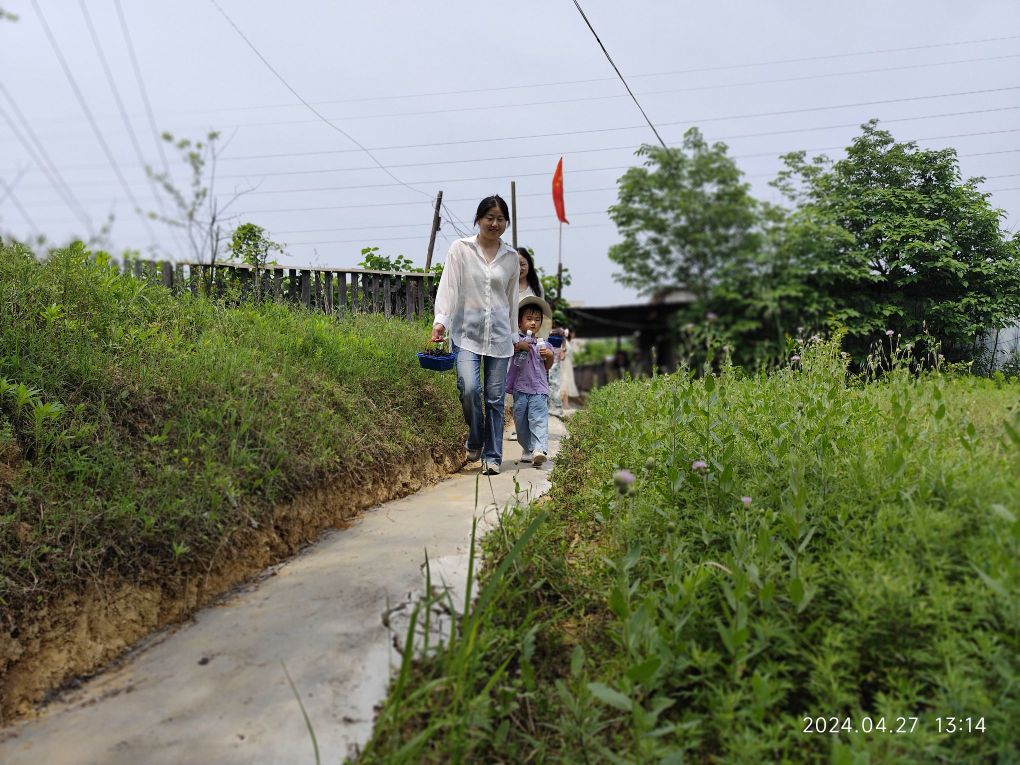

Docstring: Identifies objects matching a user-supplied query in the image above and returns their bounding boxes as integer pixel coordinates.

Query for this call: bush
[360,337,1019,763]
[0,242,462,613]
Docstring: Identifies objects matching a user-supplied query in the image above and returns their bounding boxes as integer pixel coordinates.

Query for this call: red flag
[552,156,569,224]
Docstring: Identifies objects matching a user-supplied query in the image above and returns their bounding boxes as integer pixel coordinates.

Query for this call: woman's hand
[431,323,446,343]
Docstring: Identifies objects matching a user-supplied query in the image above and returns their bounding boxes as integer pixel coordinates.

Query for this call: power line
[225,126,1020,197]
[18,124,1020,208]
[21,94,1018,192]
[267,172,1020,237]
[0,95,94,233]
[0,174,41,238]
[212,105,1020,182]
[210,83,1020,151]
[111,0,170,174]
[30,0,156,241]
[284,221,618,248]
[207,0,472,238]
[0,165,28,205]
[77,0,173,233]
[153,35,1020,114]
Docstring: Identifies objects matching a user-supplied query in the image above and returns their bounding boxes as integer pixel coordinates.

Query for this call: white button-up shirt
[433,236,520,358]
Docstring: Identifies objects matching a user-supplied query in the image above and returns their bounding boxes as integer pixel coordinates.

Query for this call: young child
[505,296,554,466]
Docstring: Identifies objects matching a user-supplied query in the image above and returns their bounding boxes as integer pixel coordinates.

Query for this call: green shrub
[360,337,1019,763]
[0,242,462,612]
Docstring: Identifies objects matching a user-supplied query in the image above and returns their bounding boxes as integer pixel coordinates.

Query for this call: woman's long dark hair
[473,195,511,225]
[516,246,543,297]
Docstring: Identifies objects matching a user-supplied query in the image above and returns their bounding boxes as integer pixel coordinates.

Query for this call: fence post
[338,272,348,315]
[383,276,392,318]
[324,271,333,315]
[161,261,174,289]
[349,273,359,312]
[405,277,414,321]
[300,270,311,307]
[372,274,382,313]
[313,271,322,310]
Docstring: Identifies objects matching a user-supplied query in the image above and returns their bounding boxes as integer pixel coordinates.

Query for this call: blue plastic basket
[546,334,564,348]
[417,351,457,372]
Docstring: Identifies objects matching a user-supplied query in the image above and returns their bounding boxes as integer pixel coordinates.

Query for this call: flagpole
[556,221,563,307]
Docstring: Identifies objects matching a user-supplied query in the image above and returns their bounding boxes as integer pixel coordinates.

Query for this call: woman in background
[516,247,543,300]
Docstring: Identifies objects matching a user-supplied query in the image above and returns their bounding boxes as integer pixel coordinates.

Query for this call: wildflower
[791,355,801,363]
[840,351,850,359]
[810,334,821,343]
[691,459,708,472]
[683,322,695,332]
[706,312,718,323]
[885,329,895,337]
[613,469,635,493]
[740,496,752,507]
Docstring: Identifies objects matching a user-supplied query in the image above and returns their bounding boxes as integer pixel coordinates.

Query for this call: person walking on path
[431,195,519,475]
[516,246,544,300]
[506,296,555,466]
[558,328,579,410]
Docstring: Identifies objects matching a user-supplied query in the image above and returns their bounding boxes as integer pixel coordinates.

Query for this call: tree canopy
[608,122,1020,366]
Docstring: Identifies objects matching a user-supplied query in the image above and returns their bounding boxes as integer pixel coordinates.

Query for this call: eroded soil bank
[0,446,462,725]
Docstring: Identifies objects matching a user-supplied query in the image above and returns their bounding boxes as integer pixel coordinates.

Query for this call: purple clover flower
[791,355,801,363]
[740,496,752,507]
[886,329,895,337]
[691,459,708,472]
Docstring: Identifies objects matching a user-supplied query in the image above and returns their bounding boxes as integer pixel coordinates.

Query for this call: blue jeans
[453,344,510,464]
[512,392,548,454]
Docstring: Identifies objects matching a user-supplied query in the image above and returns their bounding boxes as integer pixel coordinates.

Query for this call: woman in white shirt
[431,195,519,475]
[516,247,544,300]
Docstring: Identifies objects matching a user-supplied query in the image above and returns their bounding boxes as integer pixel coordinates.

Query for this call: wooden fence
[114,259,440,321]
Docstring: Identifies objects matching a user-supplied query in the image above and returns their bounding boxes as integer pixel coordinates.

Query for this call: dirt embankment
[0,446,463,726]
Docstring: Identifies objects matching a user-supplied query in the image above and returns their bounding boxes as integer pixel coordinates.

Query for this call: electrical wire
[111,0,170,174]
[0,174,42,238]
[212,105,1020,181]
[156,36,1020,113]
[30,0,156,241]
[77,0,183,253]
[207,0,472,237]
[0,90,94,232]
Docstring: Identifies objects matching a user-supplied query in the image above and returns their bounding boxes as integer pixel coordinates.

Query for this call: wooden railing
[114,259,440,321]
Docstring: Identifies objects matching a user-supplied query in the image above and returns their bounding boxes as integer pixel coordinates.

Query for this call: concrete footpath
[0,417,567,765]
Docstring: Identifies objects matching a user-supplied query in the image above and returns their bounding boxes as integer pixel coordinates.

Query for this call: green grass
[358,337,1019,763]
[0,242,463,615]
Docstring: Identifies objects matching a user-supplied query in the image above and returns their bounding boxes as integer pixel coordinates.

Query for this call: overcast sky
[2,1,1018,306]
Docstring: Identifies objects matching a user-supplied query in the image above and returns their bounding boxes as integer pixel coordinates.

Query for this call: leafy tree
[227,223,283,302]
[146,131,251,274]
[608,128,761,303]
[535,264,571,327]
[774,121,1020,361]
[358,246,443,278]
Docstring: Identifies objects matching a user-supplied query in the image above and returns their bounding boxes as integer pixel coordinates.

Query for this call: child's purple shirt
[505,333,549,395]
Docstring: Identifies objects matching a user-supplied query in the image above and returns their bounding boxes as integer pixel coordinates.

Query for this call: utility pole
[424,190,443,271]
[510,180,517,249]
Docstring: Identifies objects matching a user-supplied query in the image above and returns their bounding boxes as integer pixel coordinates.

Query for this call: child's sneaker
[532,451,547,467]
[481,462,500,476]
[520,450,533,463]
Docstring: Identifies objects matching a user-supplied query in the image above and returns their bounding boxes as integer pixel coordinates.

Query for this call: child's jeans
[512,392,549,454]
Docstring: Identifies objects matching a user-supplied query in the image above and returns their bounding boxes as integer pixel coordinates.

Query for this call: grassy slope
[360,340,1019,763]
[0,243,462,616]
